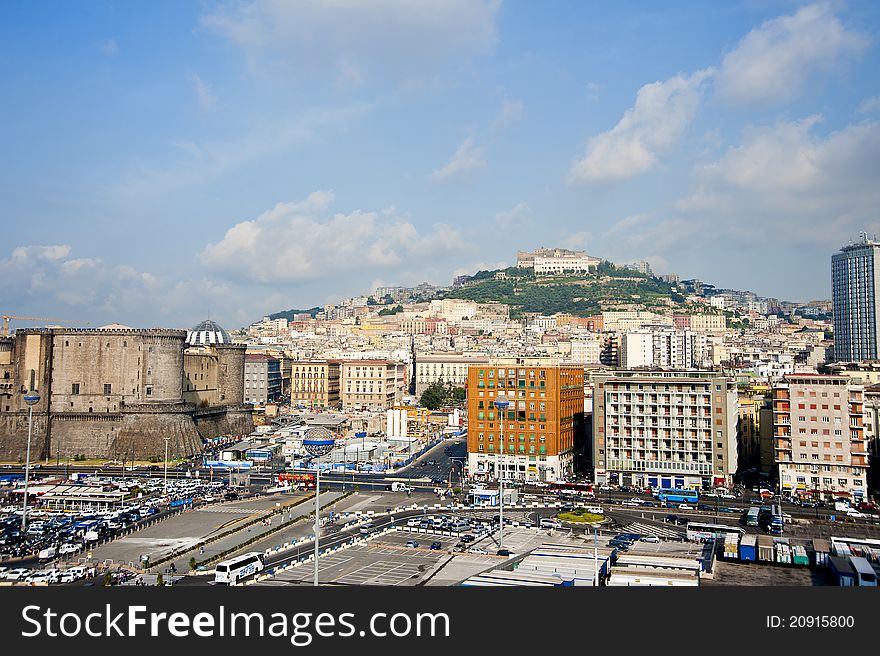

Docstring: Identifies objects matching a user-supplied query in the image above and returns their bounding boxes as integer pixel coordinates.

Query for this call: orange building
[466,359,584,482]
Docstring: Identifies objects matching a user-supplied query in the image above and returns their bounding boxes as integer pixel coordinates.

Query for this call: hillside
[443,263,685,318]
[267,307,322,321]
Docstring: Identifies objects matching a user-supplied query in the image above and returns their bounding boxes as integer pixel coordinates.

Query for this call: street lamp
[163,436,171,497]
[303,427,335,586]
[493,394,510,552]
[21,390,40,533]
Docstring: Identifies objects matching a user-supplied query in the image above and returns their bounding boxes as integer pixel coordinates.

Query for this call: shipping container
[812,539,830,567]
[792,545,809,566]
[739,534,757,562]
[723,533,740,560]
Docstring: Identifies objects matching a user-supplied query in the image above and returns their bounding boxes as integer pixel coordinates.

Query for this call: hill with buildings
[442,262,687,318]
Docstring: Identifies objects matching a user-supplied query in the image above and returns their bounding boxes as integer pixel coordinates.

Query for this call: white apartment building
[619,329,710,370]
[414,353,489,395]
[569,337,602,364]
[592,371,739,489]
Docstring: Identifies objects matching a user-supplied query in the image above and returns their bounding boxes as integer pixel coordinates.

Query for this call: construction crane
[1,315,89,337]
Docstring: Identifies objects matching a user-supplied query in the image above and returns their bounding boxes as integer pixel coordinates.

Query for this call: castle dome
[186,319,232,346]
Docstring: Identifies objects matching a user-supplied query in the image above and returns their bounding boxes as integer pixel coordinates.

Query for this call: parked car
[640,536,661,543]
[467,546,488,555]
[430,541,442,550]
[496,549,513,557]
[405,540,419,548]
[678,503,694,510]
[664,514,679,523]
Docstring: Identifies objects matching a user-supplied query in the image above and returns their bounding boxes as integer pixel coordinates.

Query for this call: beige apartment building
[592,371,739,489]
[290,360,341,408]
[772,374,868,501]
[340,360,406,411]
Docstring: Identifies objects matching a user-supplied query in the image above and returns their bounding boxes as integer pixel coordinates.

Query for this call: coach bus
[655,488,699,504]
[214,552,265,585]
[548,482,594,497]
[744,506,761,527]
[278,472,316,489]
[685,522,745,543]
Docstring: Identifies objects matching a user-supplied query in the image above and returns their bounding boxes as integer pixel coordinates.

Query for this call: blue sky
[1,0,879,329]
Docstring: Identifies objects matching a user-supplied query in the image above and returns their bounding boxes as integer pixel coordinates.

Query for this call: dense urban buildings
[831,234,880,362]
[466,359,585,483]
[772,374,868,502]
[592,371,739,489]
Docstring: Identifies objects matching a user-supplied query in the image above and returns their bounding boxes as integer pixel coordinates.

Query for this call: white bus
[685,522,745,543]
[214,552,265,585]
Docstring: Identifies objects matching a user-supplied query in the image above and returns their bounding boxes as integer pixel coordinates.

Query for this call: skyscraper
[831,234,880,362]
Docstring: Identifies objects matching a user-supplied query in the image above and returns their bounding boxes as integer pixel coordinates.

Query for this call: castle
[0,320,253,461]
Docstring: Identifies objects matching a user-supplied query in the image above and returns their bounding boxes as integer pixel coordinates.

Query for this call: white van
[584,506,604,515]
[59,543,81,555]
[38,546,57,561]
[389,482,413,492]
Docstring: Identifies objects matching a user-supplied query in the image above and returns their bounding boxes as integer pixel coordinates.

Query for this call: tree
[450,386,466,402]
[420,381,447,410]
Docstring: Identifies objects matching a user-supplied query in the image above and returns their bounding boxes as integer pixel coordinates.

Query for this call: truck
[757,534,774,562]
[388,482,413,493]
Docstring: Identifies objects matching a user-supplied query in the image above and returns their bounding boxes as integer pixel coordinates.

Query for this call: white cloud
[561,231,591,250]
[857,96,880,114]
[675,116,880,246]
[494,202,529,227]
[431,137,487,181]
[568,68,713,183]
[189,72,216,109]
[0,245,163,318]
[493,98,524,129]
[201,191,467,283]
[716,3,869,105]
[200,0,501,85]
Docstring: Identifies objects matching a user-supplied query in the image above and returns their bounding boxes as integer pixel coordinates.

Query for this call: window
[103,383,112,395]
[146,385,153,396]
[71,383,80,395]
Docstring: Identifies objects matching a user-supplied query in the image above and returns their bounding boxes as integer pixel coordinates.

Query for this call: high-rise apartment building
[592,371,739,489]
[831,234,880,362]
[772,374,868,501]
[466,359,584,483]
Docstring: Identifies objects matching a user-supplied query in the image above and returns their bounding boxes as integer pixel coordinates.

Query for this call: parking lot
[256,522,601,587]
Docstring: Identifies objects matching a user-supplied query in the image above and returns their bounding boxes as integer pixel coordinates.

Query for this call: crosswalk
[621,521,686,539]
[196,507,256,514]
